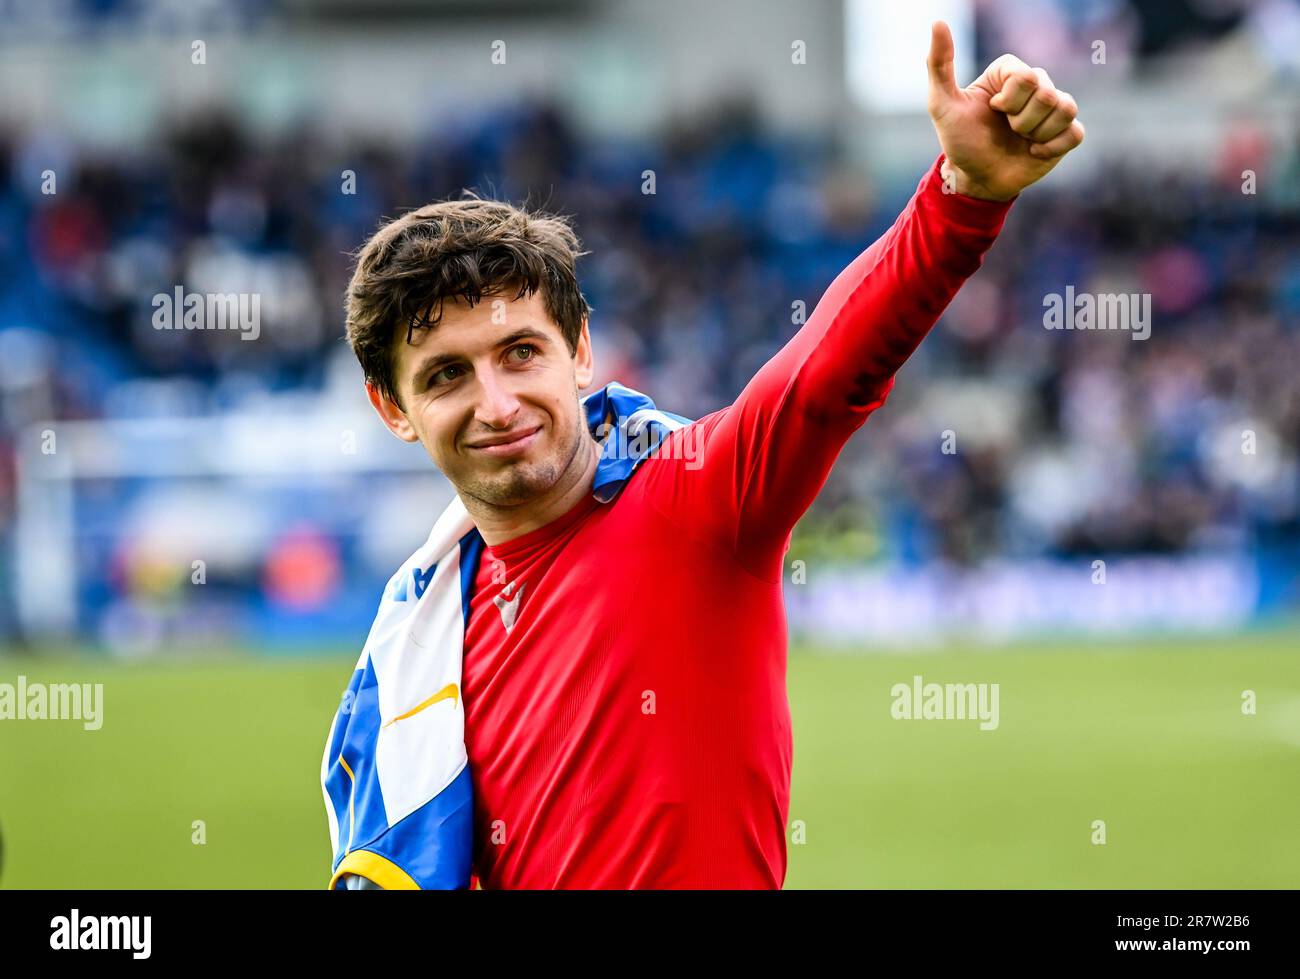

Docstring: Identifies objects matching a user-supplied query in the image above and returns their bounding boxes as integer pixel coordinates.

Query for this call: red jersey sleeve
[656,154,1016,580]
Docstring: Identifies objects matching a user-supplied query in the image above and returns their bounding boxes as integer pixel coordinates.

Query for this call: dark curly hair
[345,193,591,407]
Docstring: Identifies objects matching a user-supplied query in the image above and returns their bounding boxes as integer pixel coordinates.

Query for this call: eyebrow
[410,328,552,389]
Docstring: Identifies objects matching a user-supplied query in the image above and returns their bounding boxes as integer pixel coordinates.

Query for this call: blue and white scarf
[321,382,690,888]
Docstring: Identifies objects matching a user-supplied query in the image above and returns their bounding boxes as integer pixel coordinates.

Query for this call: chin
[468,462,561,507]
[453,424,581,507]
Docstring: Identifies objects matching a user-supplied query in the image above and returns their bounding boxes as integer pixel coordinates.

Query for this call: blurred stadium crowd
[1,22,1298,643]
[972,0,1300,79]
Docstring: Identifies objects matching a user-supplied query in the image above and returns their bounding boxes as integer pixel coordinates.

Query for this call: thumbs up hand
[926,21,1085,201]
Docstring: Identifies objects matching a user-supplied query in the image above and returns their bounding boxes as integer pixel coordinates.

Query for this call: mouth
[466,425,542,459]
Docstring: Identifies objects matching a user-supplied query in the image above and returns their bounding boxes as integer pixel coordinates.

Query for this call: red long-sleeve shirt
[460,154,1015,888]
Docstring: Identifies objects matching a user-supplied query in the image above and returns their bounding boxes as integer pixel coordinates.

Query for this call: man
[321,23,1083,889]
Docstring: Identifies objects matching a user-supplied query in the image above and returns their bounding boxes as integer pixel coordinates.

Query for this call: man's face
[368,290,595,509]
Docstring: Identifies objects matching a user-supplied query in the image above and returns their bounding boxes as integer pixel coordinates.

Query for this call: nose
[472,364,522,431]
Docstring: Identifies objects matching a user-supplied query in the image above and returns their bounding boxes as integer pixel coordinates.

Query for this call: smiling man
[357,255,603,547]
[321,23,1084,889]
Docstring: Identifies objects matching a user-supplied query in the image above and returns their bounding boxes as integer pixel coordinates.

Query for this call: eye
[509,344,536,363]
[430,364,464,387]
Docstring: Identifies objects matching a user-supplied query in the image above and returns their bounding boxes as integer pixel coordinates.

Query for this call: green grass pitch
[0,631,1296,888]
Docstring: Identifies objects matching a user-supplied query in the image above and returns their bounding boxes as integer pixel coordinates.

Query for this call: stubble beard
[458,409,588,510]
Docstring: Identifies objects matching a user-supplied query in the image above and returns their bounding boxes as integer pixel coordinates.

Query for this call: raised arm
[658,22,1084,580]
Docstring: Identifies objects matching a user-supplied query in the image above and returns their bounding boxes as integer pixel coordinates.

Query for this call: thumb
[926,20,960,104]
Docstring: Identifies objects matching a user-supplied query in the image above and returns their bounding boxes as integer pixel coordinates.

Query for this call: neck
[464,435,600,547]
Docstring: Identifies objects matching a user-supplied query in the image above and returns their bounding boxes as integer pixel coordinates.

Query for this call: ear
[366,382,420,443]
[574,317,594,391]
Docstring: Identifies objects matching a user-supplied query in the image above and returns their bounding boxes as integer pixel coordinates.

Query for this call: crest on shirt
[493,579,525,634]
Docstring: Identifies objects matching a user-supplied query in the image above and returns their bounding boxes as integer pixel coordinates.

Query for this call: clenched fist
[926,21,1085,202]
